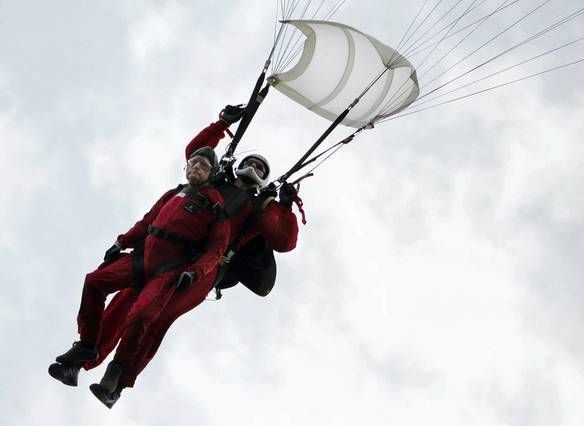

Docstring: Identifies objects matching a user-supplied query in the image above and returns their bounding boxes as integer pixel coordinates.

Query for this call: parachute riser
[224,81,270,160]
[271,125,366,192]
[278,74,388,184]
[278,101,357,184]
[222,22,289,163]
[356,65,392,101]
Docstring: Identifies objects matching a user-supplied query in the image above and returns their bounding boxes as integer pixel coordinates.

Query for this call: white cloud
[126,1,190,62]
[2,2,584,425]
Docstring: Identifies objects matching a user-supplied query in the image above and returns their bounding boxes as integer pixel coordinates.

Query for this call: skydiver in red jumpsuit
[48,143,230,408]
[80,106,301,408]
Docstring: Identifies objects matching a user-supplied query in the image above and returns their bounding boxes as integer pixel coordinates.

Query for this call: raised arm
[184,120,230,160]
[184,105,244,159]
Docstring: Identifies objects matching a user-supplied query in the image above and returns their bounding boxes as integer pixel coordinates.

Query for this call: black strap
[226,82,270,158]
[131,240,146,288]
[152,249,202,277]
[186,190,225,219]
[279,107,353,182]
[147,225,199,248]
[131,235,203,288]
[216,181,252,218]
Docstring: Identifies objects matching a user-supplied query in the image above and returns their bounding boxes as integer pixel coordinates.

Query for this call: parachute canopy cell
[268,20,420,128]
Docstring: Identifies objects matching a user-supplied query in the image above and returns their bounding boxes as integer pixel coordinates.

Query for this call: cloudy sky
[1,1,583,425]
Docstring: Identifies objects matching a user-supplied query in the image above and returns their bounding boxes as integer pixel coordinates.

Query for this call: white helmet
[235,154,271,187]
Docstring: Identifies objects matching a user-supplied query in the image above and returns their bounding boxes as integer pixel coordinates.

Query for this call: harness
[182,190,224,219]
[213,192,277,299]
[130,186,222,287]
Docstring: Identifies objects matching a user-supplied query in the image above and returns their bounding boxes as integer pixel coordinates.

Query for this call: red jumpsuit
[85,120,298,387]
[78,182,229,388]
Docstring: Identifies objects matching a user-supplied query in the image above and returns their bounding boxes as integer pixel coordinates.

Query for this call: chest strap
[148,225,198,248]
[187,191,225,219]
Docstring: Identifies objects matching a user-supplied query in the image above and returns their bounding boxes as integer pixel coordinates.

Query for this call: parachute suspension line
[323,0,347,21]
[401,0,490,58]
[278,99,359,183]
[384,0,443,70]
[417,3,584,104]
[279,127,365,184]
[222,13,289,160]
[394,0,433,53]
[383,0,434,72]
[358,65,396,103]
[414,0,481,73]
[381,57,584,122]
[405,0,519,58]
[380,0,482,119]
[382,0,480,115]
[272,0,347,75]
[276,38,394,182]
[384,0,498,115]
[400,0,447,55]
[272,1,303,74]
[292,132,357,174]
[417,0,513,78]
[378,0,442,120]
[269,20,288,71]
[419,0,554,99]
[411,35,584,110]
[385,1,515,115]
[272,0,315,73]
[299,138,351,178]
[380,1,584,120]
[273,1,284,47]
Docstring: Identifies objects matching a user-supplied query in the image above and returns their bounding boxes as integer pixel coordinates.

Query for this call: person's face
[186,155,212,185]
[241,158,267,179]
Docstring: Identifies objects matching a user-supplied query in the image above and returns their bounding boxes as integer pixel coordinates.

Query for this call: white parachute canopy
[268,20,420,128]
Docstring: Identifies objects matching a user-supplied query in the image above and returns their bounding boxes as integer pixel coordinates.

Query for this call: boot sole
[89,384,118,409]
[48,363,78,387]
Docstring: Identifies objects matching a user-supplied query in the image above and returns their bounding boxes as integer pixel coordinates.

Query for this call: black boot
[89,383,122,409]
[89,361,124,409]
[48,362,82,386]
[55,341,98,365]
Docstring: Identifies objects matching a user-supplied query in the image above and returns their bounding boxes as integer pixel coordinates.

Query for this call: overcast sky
[1,1,583,425]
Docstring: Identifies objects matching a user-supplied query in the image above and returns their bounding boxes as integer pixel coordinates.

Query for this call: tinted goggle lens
[187,156,212,171]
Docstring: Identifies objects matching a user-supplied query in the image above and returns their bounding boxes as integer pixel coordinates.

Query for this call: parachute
[224,0,584,184]
[267,20,420,128]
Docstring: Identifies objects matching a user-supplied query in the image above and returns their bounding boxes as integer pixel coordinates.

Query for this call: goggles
[241,158,267,178]
[187,155,213,172]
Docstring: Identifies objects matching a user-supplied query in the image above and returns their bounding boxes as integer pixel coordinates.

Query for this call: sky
[1,1,583,425]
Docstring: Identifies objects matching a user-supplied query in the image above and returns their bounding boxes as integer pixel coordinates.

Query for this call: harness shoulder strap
[216,181,252,218]
[180,187,225,219]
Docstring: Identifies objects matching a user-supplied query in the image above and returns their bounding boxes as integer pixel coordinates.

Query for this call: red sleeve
[185,120,230,160]
[254,201,298,252]
[116,188,177,248]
